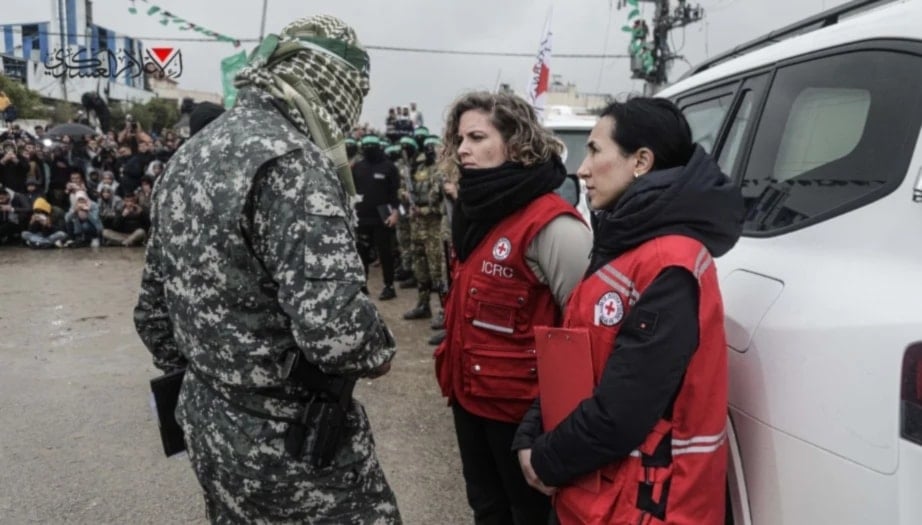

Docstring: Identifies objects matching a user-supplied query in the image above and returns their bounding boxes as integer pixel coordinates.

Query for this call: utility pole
[629,0,704,94]
[56,0,69,102]
[259,0,268,41]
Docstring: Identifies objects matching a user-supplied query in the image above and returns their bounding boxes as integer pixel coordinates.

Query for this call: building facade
[1,0,156,105]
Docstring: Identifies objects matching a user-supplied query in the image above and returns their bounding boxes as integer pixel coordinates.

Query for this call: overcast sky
[8,0,847,133]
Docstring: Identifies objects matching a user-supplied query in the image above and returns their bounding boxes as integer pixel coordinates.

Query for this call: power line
[596,0,615,92]
[15,30,630,59]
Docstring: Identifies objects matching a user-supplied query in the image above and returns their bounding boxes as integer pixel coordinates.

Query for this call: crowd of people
[0,116,176,248]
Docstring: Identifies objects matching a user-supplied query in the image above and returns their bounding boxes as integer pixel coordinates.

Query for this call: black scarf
[452,157,566,262]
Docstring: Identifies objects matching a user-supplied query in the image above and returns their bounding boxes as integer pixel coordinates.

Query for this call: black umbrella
[46,123,97,140]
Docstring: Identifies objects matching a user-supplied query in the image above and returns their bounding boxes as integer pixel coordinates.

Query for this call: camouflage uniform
[134,88,401,524]
[409,159,444,307]
[394,157,413,276]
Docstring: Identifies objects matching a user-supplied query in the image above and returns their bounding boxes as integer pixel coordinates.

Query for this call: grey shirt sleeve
[133,219,185,372]
[525,214,593,309]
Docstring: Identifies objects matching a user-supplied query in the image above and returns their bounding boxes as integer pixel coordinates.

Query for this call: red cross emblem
[596,291,624,326]
[604,300,616,316]
[492,237,512,261]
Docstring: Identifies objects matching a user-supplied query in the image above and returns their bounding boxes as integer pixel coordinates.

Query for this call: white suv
[657,1,922,523]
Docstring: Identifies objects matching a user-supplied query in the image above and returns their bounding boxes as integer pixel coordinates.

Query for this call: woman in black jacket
[514,97,744,524]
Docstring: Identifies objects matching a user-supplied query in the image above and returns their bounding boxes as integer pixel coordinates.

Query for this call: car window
[740,50,922,235]
[683,94,734,153]
[774,87,870,182]
[552,129,592,173]
[717,90,754,177]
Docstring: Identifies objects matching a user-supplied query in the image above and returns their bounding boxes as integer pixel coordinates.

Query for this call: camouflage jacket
[133,88,396,419]
[409,159,443,211]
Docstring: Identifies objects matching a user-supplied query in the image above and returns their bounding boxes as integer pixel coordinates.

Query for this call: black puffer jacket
[515,145,744,487]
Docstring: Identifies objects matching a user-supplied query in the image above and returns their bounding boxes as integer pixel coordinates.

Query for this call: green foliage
[143,97,180,134]
[51,101,76,125]
[0,75,49,119]
[114,97,180,135]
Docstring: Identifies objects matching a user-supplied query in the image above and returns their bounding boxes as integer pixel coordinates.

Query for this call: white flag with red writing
[526,9,553,122]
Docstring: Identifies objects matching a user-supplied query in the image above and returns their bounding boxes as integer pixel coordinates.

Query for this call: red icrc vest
[553,235,728,525]
[434,193,582,423]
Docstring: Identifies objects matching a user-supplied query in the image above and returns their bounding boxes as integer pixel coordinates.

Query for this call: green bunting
[127,0,242,46]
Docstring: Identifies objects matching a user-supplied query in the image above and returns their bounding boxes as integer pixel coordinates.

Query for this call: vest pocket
[462,345,538,400]
[465,275,531,336]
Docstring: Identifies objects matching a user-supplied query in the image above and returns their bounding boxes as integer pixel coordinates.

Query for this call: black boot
[428,330,446,346]
[430,310,444,330]
[403,303,432,320]
[398,276,418,289]
[395,268,413,282]
[378,286,396,301]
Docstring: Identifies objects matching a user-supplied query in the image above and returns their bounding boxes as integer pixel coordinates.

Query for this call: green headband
[248,34,370,76]
[360,135,382,146]
[296,35,369,75]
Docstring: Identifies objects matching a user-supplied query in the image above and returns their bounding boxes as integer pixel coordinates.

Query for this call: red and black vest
[553,235,728,525]
[434,193,581,423]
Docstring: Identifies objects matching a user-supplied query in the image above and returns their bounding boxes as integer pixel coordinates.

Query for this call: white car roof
[545,120,595,131]
[660,0,921,97]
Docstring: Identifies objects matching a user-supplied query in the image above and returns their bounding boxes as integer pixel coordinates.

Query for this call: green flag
[627,0,639,6]
[628,8,641,19]
[621,24,633,32]
[221,51,248,109]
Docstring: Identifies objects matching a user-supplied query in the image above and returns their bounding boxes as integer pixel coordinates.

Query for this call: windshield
[552,129,591,173]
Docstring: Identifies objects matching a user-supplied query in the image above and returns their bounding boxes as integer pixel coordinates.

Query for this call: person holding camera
[64,170,88,209]
[101,192,147,247]
[47,140,77,208]
[117,114,151,153]
[0,182,30,245]
[119,141,154,197]
[0,141,28,194]
[96,183,122,228]
[64,190,103,248]
[21,197,67,248]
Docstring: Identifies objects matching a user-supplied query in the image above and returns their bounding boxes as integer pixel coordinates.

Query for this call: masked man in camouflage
[402,137,445,321]
[133,15,402,524]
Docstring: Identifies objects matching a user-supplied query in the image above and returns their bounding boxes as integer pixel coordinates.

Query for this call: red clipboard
[534,325,601,493]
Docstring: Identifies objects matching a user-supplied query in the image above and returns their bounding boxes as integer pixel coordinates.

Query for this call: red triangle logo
[150,47,174,63]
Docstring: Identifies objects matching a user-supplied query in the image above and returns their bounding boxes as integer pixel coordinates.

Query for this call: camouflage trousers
[410,214,443,305]
[395,215,412,274]
[176,372,402,524]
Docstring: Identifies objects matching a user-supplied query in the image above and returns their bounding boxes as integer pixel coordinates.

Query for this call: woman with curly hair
[434,91,592,525]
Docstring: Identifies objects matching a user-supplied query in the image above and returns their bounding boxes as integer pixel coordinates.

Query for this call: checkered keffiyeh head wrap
[234,15,371,194]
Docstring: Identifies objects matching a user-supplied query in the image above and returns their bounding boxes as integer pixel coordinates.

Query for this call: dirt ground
[0,247,470,524]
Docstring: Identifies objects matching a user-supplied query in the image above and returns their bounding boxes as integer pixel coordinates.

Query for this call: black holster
[281,352,357,468]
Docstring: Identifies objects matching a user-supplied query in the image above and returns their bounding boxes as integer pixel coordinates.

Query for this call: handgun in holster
[281,352,358,468]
